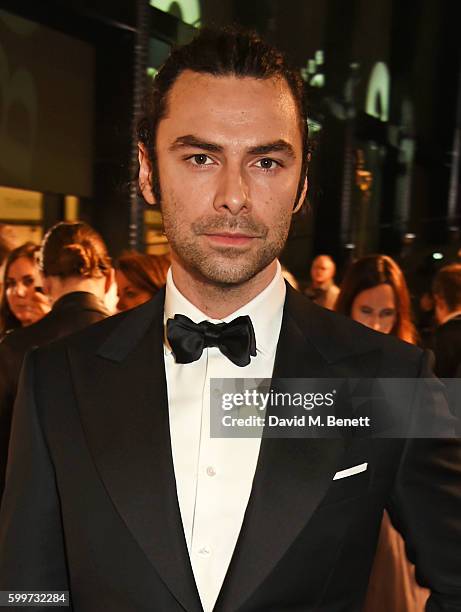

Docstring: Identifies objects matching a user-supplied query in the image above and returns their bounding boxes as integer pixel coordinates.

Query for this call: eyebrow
[169,135,296,158]
[247,140,296,158]
[169,135,223,153]
[6,274,33,281]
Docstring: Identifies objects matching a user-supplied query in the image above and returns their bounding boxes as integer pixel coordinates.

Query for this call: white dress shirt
[164,263,286,612]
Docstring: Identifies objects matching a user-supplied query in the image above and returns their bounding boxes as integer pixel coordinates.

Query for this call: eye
[5,279,16,290]
[22,276,35,287]
[255,158,280,171]
[359,306,372,314]
[380,308,395,318]
[188,154,214,166]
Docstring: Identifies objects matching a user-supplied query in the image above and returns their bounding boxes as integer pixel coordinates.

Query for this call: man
[0,28,460,612]
[433,263,461,378]
[305,254,340,310]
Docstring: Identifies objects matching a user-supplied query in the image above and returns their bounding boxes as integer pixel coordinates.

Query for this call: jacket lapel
[215,287,379,611]
[68,291,202,612]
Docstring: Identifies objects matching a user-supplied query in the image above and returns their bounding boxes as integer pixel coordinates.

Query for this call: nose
[14,283,27,298]
[213,163,250,215]
[371,318,382,332]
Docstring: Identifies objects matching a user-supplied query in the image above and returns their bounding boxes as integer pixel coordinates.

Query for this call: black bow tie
[166,314,256,367]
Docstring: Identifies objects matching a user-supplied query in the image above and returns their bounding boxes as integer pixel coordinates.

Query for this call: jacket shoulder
[287,287,424,375]
[35,294,163,360]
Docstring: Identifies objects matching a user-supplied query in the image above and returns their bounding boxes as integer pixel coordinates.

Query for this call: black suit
[0,287,460,611]
[433,314,461,378]
[0,291,110,502]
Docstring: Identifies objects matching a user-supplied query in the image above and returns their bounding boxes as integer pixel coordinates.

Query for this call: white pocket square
[333,462,368,480]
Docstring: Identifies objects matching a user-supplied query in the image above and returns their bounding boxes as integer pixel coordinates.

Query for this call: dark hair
[40,222,111,279]
[432,263,461,312]
[137,26,308,206]
[0,225,13,266]
[335,254,417,344]
[116,251,170,296]
[0,242,40,334]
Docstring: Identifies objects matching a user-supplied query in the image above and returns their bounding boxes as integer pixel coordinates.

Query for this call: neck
[170,259,278,319]
[313,280,331,290]
[47,276,105,304]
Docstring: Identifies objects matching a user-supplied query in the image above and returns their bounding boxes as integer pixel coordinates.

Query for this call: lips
[203,233,258,246]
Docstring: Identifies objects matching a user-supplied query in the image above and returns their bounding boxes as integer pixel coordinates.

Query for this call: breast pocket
[319,444,372,507]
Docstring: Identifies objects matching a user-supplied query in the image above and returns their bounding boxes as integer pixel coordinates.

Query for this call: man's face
[311,256,335,285]
[141,70,306,286]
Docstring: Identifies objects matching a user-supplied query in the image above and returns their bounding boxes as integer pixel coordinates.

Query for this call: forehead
[115,269,128,282]
[313,257,332,267]
[8,256,35,276]
[158,70,302,149]
[356,284,395,305]
[115,269,135,287]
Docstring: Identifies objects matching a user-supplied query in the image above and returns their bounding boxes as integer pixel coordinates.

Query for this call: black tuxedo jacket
[0,287,460,611]
[0,291,110,502]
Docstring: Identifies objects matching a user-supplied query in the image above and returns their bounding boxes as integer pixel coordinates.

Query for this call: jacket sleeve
[387,351,461,611]
[0,350,71,611]
[0,340,16,504]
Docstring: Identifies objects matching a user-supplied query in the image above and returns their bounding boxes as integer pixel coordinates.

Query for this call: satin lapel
[68,294,202,612]
[215,288,350,612]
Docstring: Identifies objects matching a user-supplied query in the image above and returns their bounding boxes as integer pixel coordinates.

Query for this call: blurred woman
[336,254,427,612]
[335,254,417,343]
[115,251,170,311]
[0,222,113,502]
[0,242,51,337]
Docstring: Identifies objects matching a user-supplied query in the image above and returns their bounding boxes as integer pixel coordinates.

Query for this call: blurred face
[351,283,397,334]
[140,71,306,287]
[115,269,153,311]
[5,256,42,325]
[311,256,335,286]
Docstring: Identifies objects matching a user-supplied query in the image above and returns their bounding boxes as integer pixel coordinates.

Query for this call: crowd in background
[297,251,461,377]
[0,221,170,497]
[2,218,461,394]
[1,219,460,612]
[2,221,460,356]
[2,219,460,416]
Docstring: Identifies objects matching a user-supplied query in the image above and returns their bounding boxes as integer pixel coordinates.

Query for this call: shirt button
[206,466,216,477]
[198,546,211,557]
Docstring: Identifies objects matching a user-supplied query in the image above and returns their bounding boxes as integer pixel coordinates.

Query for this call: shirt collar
[164,261,286,357]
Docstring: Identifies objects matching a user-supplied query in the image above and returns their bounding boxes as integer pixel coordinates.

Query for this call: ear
[138,143,156,205]
[292,177,308,214]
